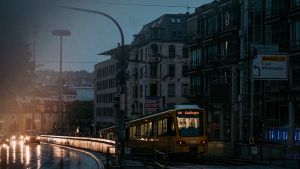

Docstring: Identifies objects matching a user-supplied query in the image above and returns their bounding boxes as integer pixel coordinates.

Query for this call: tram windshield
[177,110,203,137]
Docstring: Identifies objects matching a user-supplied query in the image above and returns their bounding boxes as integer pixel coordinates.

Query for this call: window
[139,85,143,98]
[177,110,203,136]
[139,67,143,79]
[169,45,175,58]
[157,119,168,136]
[158,120,163,135]
[145,122,152,137]
[150,64,157,77]
[130,126,136,139]
[182,84,189,97]
[191,49,202,67]
[139,103,143,114]
[224,11,230,29]
[168,83,175,97]
[150,84,157,97]
[140,49,143,61]
[150,44,158,56]
[291,21,300,48]
[207,15,217,35]
[168,64,175,77]
[96,108,101,117]
[134,86,138,98]
[182,65,188,77]
[141,124,145,137]
[182,47,188,58]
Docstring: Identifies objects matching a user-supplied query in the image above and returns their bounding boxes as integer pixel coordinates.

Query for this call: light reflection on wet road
[0,141,98,169]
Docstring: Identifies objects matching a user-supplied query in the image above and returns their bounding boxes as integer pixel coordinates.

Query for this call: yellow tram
[100,105,207,156]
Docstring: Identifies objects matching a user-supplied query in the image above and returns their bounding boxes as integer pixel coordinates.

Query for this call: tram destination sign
[177,111,200,115]
[252,54,288,80]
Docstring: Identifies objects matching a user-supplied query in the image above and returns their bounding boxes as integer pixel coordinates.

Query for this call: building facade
[186,0,240,140]
[187,0,300,144]
[262,0,300,144]
[94,45,130,129]
[94,58,118,129]
[127,14,191,119]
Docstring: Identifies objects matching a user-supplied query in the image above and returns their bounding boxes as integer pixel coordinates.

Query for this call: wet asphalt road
[0,140,98,169]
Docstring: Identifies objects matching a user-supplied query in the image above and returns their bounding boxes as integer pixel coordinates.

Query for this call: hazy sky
[5,0,212,72]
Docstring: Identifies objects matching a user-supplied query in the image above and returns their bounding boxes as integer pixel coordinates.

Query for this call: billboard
[253,54,288,80]
[144,96,160,113]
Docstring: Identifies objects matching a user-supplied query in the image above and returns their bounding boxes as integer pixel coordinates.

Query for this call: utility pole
[239,0,249,142]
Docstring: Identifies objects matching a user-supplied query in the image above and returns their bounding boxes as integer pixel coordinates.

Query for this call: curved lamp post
[59,6,126,166]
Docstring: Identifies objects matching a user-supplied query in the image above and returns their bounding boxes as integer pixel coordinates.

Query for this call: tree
[0,0,42,108]
[65,101,94,135]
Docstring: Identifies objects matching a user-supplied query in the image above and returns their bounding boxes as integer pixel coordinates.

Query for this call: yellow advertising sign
[262,55,286,62]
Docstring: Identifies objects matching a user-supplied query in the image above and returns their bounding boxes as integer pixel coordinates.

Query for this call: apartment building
[127,14,191,119]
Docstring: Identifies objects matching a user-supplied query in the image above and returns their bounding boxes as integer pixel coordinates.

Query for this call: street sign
[253,54,288,80]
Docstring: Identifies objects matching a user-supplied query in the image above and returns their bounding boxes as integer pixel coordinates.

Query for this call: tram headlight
[176,140,186,144]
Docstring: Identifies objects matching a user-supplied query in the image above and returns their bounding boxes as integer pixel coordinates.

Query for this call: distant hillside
[36,70,94,87]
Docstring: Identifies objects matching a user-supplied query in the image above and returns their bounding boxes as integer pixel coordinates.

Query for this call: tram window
[158,120,163,135]
[163,119,167,135]
[130,126,136,139]
[141,124,145,137]
[137,125,142,138]
[145,122,153,137]
[153,121,157,136]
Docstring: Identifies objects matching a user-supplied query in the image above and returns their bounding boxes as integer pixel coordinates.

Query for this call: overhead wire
[54,0,197,9]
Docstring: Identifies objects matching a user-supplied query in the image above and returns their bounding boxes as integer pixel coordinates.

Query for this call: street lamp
[59,6,126,167]
[52,29,71,135]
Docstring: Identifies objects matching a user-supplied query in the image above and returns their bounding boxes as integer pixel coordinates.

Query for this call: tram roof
[174,105,200,109]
